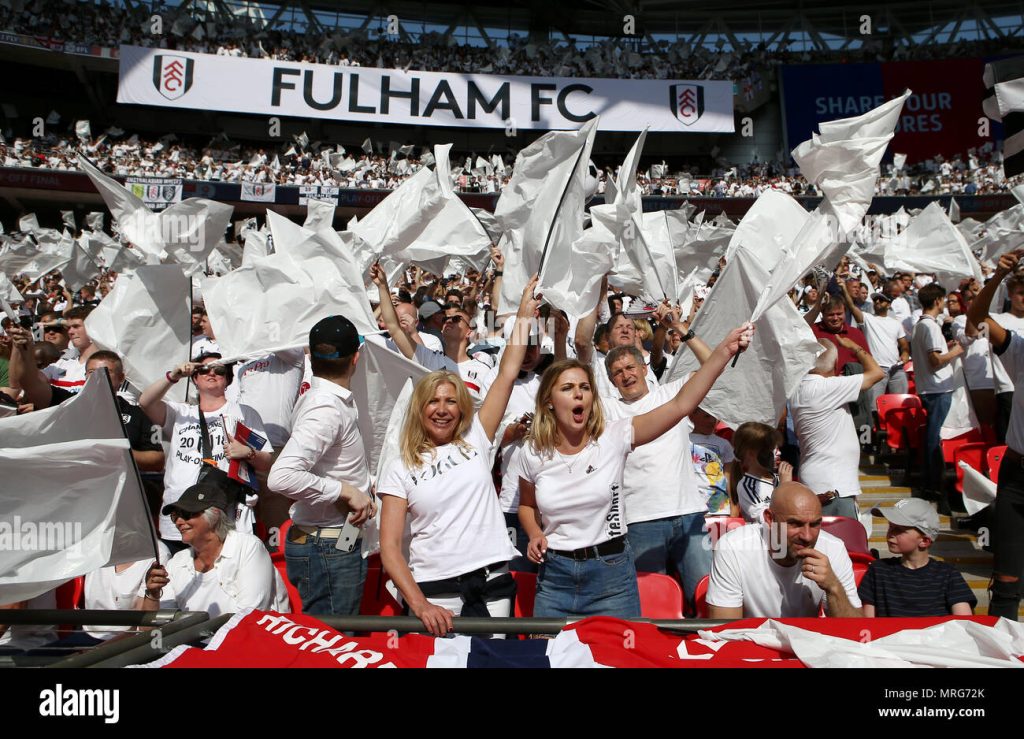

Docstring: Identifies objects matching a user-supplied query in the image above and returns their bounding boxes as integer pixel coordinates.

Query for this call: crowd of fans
[1,131,1017,197]
[6,215,1024,655]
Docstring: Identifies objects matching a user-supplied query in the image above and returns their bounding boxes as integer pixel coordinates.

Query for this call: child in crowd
[859,499,976,617]
[689,406,735,517]
[730,421,793,522]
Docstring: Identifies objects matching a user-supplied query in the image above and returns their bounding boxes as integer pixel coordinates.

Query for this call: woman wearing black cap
[377,276,540,636]
[140,483,289,616]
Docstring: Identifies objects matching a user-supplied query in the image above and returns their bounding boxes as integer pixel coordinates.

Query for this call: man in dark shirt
[859,499,976,617]
[811,300,871,374]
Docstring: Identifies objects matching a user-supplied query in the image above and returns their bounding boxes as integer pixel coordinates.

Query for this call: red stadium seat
[940,429,987,465]
[876,394,926,452]
[276,519,291,558]
[988,445,1007,483]
[637,572,684,619]
[360,567,402,616]
[821,516,871,557]
[713,422,734,443]
[853,561,870,588]
[952,442,989,495]
[55,576,85,610]
[692,575,710,619]
[704,516,746,547]
[511,571,536,618]
[903,361,915,395]
[272,557,303,614]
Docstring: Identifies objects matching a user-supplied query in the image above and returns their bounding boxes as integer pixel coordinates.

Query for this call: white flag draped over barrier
[883,202,983,289]
[0,372,157,606]
[85,264,192,402]
[793,91,910,235]
[350,144,454,258]
[78,154,233,266]
[665,243,821,426]
[495,119,599,314]
[204,215,378,362]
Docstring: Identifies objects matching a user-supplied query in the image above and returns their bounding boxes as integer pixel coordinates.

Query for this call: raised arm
[967,251,1019,350]
[835,335,885,389]
[478,275,541,441]
[632,323,753,447]
[370,262,417,360]
[574,275,607,364]
[804,284,828,326]
[139,361,196,427]
[5,326,54,409]
[838,279,864,325]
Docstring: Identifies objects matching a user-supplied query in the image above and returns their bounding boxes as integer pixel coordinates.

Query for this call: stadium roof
[285,0,1022,44]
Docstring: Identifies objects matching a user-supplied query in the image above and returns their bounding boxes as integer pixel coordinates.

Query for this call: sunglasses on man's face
[193,365,228,377]
[168,508,205,521]
[444,315,468,325]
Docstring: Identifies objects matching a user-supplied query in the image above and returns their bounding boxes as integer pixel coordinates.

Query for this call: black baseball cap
[162,483,230,516]
[309,315,361,359]
[871,292,892,303]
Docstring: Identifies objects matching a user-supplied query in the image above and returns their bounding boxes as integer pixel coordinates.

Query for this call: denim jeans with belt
[627,512,711,608]
[533,538,641,619]
[285,530,367,616]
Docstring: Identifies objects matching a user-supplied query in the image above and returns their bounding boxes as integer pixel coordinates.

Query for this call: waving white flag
[883,202,983,289]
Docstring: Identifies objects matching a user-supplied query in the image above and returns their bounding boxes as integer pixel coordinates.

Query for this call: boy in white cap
[858,498,976,617]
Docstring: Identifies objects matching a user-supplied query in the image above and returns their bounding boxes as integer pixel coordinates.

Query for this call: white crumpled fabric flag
[204,214,378,362]
[350,144,454,257]
[974,205,1024,265]
[85,264,192,402]
[0,373,157,605]
[394,196,493,276]
[725,189,810,263]
[0,237,71,281]
[61,239,102,292]
[793,91,910,235]
[664,243,821,426]
[960,461,997,516]
[0,273,23,303]
[884,202,983,289]
[698,618,1024,668]
[495,119,599,314]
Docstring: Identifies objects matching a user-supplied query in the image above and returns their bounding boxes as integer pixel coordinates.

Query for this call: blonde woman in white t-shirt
[517,324,754,619]
[378,276,540,636]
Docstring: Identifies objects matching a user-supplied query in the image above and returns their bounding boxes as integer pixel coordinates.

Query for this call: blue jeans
[534,539,641,619]
[627,512,711,608]
[285,531,367,616]
[920,392,953,493]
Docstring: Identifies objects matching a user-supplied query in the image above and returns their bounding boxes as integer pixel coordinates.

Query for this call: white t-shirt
[50,351,87,394]
[689,433,735,466]
[458,358,492,403]
[789,373,863,497]
[419,331,443,353]
[994,332,1024,453]
[159,400,272,540]
[911,315,954,394]
[225,349,304,448]
[190,335,220,360]
[602,378,705,523]
[377,417,518,582]
[889,295,912,325]
[148,531,290,617]
[736,473,778,522]
[517,418,633,550]
[990,313,1024,394]
[955,314,995,390]
[707,525,861,617]
[858,313,905,370]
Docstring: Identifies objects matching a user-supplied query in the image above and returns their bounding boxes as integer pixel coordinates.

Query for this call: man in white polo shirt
[790,338,884,518]
[707,483,862,618]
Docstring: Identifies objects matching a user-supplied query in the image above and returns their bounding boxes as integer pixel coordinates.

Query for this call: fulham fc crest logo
[670,84,704,126]
[153,55,194,100]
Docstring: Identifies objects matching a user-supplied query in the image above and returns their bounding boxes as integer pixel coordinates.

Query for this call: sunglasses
[167,508,205,521]
[193,365,228,377]
[443,315,468,325]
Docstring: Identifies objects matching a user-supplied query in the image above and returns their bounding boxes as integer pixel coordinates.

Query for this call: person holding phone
[376,277,541,636]
[267,316,376,616]
[141,351,274,553]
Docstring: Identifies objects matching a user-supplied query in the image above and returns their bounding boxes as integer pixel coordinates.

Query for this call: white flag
[75,120,91,141]
[0,273,23,303]
[0,372,156,605]
[665,243,821,426]
[85,264,192,402]
[61,240,102,292]
[883,202,983,289]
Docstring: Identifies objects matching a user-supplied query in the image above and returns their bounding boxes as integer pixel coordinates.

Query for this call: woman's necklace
[553,441,590,474]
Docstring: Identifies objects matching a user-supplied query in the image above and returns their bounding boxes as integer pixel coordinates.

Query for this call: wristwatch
[680,328,696,343]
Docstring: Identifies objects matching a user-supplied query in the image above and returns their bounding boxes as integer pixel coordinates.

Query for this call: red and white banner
[137,610,1024,669]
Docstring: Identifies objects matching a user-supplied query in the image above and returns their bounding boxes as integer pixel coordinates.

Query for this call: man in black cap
[267,315,376,616]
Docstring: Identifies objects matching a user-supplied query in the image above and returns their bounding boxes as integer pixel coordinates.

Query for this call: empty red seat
[853,561,870,588]
[692,574,710,619]
[637,572,684,619]
[821,516,871,556]
[360,567,402,616]
[988,445,1007,483]
[511,570,536,618]
[876,394,926,451]
[953,442,990,495]
[941,429,987,465]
